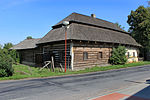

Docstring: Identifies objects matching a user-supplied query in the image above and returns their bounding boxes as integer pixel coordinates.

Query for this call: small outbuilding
[11,38,42,66]
[12,13,141,70]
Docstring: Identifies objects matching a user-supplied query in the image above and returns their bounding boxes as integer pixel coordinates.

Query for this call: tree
[110,46,127,65]
[115,22,125,31]
[127,6,150,59]
[0,44,2,49]
[26,36,33,39]
[3,43,13,50]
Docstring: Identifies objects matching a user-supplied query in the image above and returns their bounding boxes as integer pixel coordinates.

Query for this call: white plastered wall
[126,47,138,63]
[70,43,74,70]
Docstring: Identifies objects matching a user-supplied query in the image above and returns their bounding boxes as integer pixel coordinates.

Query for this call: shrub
[2,49,20,64]
[0,49,14,77]
[3,43,20,64]
[110,46,127,65]
[0,69,7,77]
[9,50,20,64]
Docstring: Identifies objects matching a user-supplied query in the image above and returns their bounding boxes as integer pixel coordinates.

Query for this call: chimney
[91,14,96,18]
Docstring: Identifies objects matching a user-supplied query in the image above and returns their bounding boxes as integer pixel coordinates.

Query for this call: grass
[0,61,150,81]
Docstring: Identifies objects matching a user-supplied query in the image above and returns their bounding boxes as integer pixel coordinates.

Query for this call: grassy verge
[0,61,150,81]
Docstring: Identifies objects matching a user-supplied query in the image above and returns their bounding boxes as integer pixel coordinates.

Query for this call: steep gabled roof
[38,13,140,47]
[11,38,41,50]
[53,12,123,31]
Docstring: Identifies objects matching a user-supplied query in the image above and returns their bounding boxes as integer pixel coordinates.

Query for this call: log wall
[42,43,71,67]
[19,46,43,66]
[73,42,112,70]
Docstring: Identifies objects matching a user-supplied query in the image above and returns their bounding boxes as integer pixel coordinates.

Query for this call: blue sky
[0,0,148,45]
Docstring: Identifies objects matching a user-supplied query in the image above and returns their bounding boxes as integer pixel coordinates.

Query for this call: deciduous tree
[127,6,150,59]
[115,22,125,31]
[3,43,13,50]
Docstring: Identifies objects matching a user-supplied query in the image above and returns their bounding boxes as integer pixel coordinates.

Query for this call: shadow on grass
[126,79,150,100]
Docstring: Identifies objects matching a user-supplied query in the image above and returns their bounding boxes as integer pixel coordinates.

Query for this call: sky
[0,0,148,45]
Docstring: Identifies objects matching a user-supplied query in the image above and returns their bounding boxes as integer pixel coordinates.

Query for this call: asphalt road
[0,65,150,100]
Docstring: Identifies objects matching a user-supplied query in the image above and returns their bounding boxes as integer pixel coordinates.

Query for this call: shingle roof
[38,13,140,47]
[38,23,140,46]
[11,38,41,50]
[53,12,123,31]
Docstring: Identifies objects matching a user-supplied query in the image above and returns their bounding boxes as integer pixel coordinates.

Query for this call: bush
[0,49,14,77]
[110,46,127,65]
[9,50,20,64]
[3,43,20,64]
[0,69,7,77]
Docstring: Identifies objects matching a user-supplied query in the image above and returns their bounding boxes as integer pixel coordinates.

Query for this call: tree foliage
[26,36,33,39]
[110,46,127,65]
[0,44,2,49]
[0,48,14,77]
[127,6,150,59]
[9,50,20,63]
[3,43,13,50]
[1,43,20,64]
[115,22,125,31]
[0,43,20,77]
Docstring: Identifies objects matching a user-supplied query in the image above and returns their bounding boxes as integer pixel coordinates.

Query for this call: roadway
[0,65,150,100]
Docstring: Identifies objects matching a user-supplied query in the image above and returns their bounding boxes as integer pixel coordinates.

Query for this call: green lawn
[0,61,150,81]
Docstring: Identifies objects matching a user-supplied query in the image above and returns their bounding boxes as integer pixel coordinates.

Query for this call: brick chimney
[91,14,96,18]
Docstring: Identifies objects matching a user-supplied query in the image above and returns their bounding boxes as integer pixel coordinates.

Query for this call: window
[43,46,49,54]
[83,52,88,60]
[59,50,64,61]
[127,52,130,58]
[133,52,135,57]
[98,52,103,59]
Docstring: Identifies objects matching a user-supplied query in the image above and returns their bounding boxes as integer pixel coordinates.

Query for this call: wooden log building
[11,13,141,70]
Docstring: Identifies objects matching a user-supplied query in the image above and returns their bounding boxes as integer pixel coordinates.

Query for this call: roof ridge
[25,38,41,40]
[72,12,124,31]
[11,38,41,50]
[72,12,115,25]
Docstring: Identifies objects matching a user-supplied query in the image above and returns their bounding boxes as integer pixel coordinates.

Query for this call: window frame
[127,52,130,58]
[98,52,103,59]
[83,52,88,60]
[133,52,136,57]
